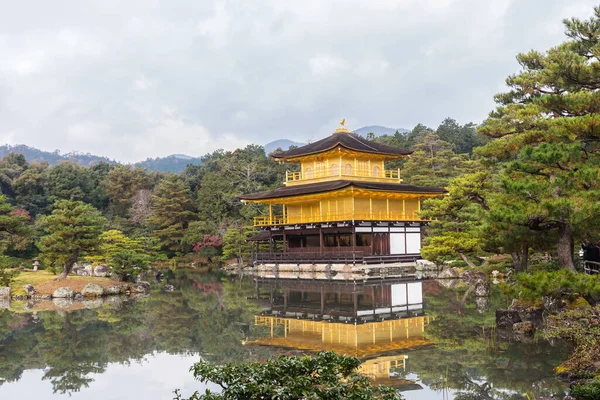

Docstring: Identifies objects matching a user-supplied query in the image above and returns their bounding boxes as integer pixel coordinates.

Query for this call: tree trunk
[557,222,575,271]
[511,243,529,272]
[57,249,79,280]
[459,252,477,268]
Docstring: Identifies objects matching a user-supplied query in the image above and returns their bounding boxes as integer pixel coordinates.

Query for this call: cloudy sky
[0,0,597,162]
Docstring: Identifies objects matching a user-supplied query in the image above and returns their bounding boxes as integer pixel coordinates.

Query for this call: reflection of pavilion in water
[247,277,431,388]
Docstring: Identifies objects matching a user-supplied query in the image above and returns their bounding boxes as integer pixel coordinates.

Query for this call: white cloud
[308,54,349,76]
[0,0,598,162]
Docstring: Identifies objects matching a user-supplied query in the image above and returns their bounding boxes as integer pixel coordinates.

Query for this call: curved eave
[238,180,447,203]
[270,144,413,162]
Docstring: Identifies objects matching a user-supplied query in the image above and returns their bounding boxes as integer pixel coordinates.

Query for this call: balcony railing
[255,251,364,264]
[285,167,401,185]
[253,211,423,226]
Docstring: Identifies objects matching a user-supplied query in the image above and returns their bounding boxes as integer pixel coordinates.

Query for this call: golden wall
[283,195,420,223]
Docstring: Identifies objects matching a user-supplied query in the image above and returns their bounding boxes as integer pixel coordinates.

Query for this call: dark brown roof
[270,132,412,160]
[247,230,272,241]
[239,180,446,201]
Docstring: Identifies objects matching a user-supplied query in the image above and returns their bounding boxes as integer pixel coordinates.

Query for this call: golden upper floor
[271,126,411,186]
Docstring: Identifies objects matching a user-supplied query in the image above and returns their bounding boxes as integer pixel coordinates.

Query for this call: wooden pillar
[319,226,324,254]
[369,197,373,219]
[353,292,358,319]
[269,204,272,223]
[284,289,288,313]
[283,229,287,254]
[402,199,406,220]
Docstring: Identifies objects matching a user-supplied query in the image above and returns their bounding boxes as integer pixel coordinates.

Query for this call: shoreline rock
[0,286,11,298]
[52,287,74,299]
[81,283,104,297]
[438,267,460,279]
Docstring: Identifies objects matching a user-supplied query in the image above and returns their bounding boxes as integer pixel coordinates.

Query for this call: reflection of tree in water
[37,311,107,394]
[408,281,569,399]
[0,271,278,395]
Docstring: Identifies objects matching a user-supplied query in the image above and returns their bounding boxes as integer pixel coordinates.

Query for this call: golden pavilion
[239,121,446,265]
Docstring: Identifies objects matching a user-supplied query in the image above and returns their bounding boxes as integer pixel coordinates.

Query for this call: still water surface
[0,271,570,399]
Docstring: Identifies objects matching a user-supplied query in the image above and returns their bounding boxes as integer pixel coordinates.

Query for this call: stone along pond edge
[0,280,153,311]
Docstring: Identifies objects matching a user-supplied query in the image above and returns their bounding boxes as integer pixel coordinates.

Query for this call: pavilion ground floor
[250,221,424,265]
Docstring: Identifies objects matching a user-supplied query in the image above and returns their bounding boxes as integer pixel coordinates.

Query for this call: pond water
[0,270,570,399]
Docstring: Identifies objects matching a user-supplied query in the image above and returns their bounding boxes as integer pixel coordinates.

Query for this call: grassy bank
[10,270,125,296]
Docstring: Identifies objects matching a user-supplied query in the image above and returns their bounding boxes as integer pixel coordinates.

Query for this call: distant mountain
[264,139,305,155]
[0,144,116,167]
[0,144,202,173]
[353,125,410,137]
[134,154,203,173]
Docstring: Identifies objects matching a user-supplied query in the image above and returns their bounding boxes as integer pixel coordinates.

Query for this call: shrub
[546,306,600,374]
[0,256,20,287]
[502,270,600,304]
[570,379,600,400]
[174,351,403,400]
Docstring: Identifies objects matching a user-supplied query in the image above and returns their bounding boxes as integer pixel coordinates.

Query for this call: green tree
[175,351,402,400]
[38,200,106,279]
[93,229,144,261]
[436,118,487,155]
[420,171,491,266]
[102,165,153,217]
[149,176,196,253]
[477,6,600,270]
[0,153,28,198]
[108,250,151,281]
[13,162,49,216]
[402,133,471,187]
[90,229,151,280]
[0,195,31,284]
[221,226,254,264]
[43,162,94,206]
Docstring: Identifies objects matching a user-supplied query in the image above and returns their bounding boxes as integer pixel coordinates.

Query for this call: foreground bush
[501,270,600,304]
[571,379,600,400]
[546,306,600,374]
[174,351,403,400]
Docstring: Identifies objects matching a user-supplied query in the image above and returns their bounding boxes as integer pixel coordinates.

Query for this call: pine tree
[401,133,471,188]
[38,200,106,279]
[221,226,255,264]
[149,176,196,253]
[420,171,491,266]
[478,6,600,270]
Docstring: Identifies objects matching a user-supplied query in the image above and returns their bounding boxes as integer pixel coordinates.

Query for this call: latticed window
[358,160,369,176]
[373,166,381,177]
[331,163,339,176]
[305,167,313,178]
[315,162,325,177]
[344,163,352,175]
